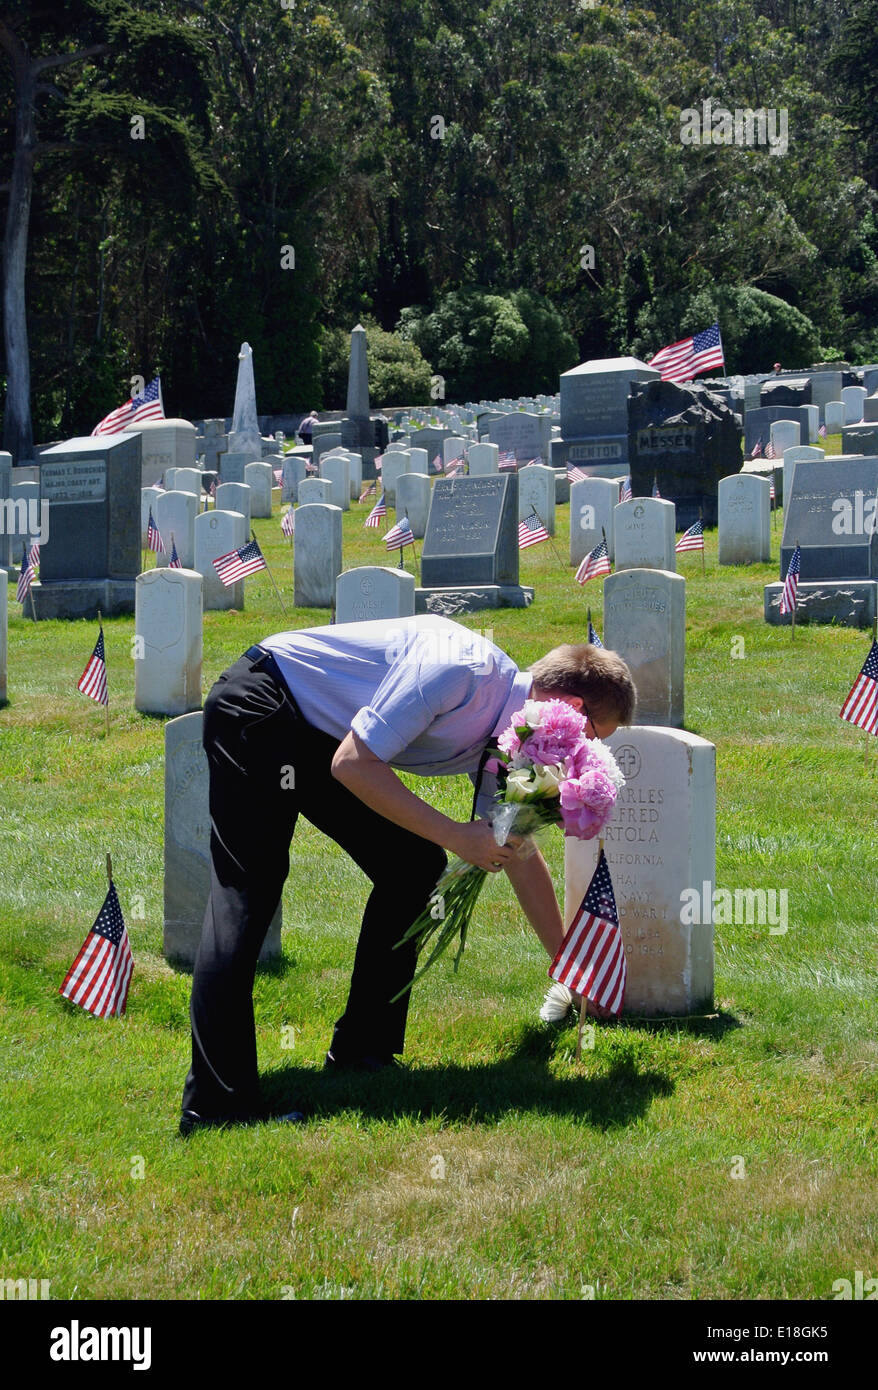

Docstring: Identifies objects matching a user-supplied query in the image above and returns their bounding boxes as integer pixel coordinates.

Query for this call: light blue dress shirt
[261,615,533,816]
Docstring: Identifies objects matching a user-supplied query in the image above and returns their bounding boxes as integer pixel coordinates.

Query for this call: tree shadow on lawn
[262,1026,675,1131]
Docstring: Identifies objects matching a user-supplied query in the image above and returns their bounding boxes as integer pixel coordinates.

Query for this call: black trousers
[181,650,447,1119]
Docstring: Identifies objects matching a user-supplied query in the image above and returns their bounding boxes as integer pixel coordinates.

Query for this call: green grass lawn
[1,485,876,1301]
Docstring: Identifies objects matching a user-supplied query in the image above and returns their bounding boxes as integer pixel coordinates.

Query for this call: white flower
[505,767,537,801]
[586,738,626,789]
[520,699,544,729]
[530,761,566,796]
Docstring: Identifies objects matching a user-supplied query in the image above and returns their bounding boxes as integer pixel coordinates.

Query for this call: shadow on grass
[617,1009,741,1042]
[261,1025,674,1130]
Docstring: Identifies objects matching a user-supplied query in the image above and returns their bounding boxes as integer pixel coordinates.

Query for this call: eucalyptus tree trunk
[1,32,35,462]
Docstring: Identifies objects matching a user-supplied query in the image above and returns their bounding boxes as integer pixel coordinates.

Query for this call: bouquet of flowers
[391,699,625,1000]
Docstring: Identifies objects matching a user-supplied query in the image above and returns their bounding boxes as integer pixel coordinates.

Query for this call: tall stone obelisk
[228,342,263,459]
[346,323,371,421]
[340,324,387,479]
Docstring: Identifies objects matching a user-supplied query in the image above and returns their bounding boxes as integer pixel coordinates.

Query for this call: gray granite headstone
[294,503,343,607]
[335,565,416,622]
[842,424,878,455]
[552,356,659,475]
[781,457,878,579]
[164,711,280,966]
[420,474,519,588]
[488,411,547,463]
[129,419,197,488]
[603,568,686,727]
[0,452,12,572]
[744,405,812,457]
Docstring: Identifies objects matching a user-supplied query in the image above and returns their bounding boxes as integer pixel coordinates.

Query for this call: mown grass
[0,483,876,1301]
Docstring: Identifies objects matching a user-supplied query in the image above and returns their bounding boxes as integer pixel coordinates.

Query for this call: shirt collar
[491,669,533,738]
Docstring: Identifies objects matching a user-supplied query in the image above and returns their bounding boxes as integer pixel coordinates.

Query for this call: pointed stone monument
[227,342,263,465]
[318,324,389,479]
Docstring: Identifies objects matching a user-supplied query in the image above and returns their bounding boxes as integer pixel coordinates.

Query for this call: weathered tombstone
[411,428,453,468]
[297,477,332,506]
[396,472,431,538]
[841,385,867,424]
[134,567,203,715]
[842,423,878,455]
[214,481,251,533]
[294,503,343,607]
[769,420,800,457]
[0,568,6,701]
[312,432,343,467]
[760,377,811,409]
[614,497,676,572]
[442,436,468,466]
[467,443,499,475]
[807,370,844,421]
[164,468,180,492]
[782,445,824,505]
[228,342,263,460]
[862,394,878,423]
[603,568,686,727]
[164,711,280,966]
[127,419,197,489]
[803,405,820,444]
[551,356,659,477]
[718,474,770,564]
[244,461,273,518]
[488,411,546,463]
[220,452,251,484]
[319,454,350,511]
[194,507,247,610]
[780,457,878,580]
[141,485,163,547]
[744,405,812,457]
[570,477,618,565]
[335,565,416,622]
[825,401,845,433]
[517,463,556,534]
[381,452,410,505]
[32,434,141,619]
[281,455,307,503]
[417,473,531,611]
[408,447,430,476]
[172,466,202,496]
[626,380,741,529]
[155,489,198,569]
[564,726,715,1016]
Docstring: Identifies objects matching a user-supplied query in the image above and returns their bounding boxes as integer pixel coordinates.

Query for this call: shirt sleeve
[351,638,476,762]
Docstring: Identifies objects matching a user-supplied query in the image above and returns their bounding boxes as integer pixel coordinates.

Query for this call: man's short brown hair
[529,644,636,725]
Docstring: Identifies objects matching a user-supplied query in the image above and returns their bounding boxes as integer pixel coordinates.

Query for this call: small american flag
[359,481,377,502]
[575,537,611,585]
[652,478,662,499]
[281,506,295,538]
[91,376,163,435]
[167,536,183,568]
[549,849,626,1016]
[765,440,776,459]
[305,458,318,475]
[518,512,549,549]
[769,477,776,503]
[209,477,217,497]
[28,540,40,570]
[432,453,443,473]
[819,423,828,438]
[146,508,164,553]
[839,640,878,735]
[780,544,801,615]
[647,322,725,382]
[273,468,283,486]
[445,455,466,477]
[365,492,387,528]
[374,454,384,473]
[620,477,633,503]
[59,882,133,1018]
[498,450,517,471]
[567,466,588,484]
[154,476,166,491]
[751,437,764,459]
[385,515,414,551]
[213,538,267,585]
[588,616,604,648]
[675,519,704,553]
[16,543,34,603]
[77,626,108,706]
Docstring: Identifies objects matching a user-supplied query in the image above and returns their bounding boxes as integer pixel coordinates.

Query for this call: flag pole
[106,852,113,886]
[251,528,287,614]
[535,507,566,572]
[98,608,109,736]
[577,832,606,1062]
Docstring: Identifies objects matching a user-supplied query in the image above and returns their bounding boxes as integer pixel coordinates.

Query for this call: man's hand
[447,820,521,873]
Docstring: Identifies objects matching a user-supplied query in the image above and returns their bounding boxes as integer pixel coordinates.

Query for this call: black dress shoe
[178,1107,305,1137]
[323,1050,396,1073]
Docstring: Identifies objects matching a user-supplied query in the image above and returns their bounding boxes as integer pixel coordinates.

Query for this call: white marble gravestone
[841,385,867,424]
[770,420,801,457]
[443,437,467,466]
[294,503,343,607]
[408,447,429,476]
[194,507,247,610]
[135,567,203,715]
[244,461,273,518]
[718,473,770,564]
[467,443,499,475]
[570,477,618,565]
[172,467,202,496]
[518,463,556,534]
[381,452,410,504]
[214,481,251,532]
[141,485,163,547]
[164,711,281,965]
[564,726,715,1015]
[164,468,179,491]
[155,489,198,569]
[397,472,431,538]
[614,497,676,572]
[335,565,416,622]
[803,404,820,444]
[319,454,350,511]
[127,418,197,488]
[297,477,332,506]
[782,445,824,507]
[603,567,685,726]
[282,455,307,503]
[825,401,845,433]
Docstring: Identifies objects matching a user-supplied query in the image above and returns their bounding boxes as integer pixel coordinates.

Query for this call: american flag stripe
[575,538,611,584]
[518,513,549,548]
[620,477,633,502]
[567,466,588,484]
[213,539,266,584]
[59,883,133,1018]
[77,629,108,705]
[647,323,724,381]
[675,519,704,553]
[780,544,801,615]
[91,377,163,435]
[839,641,878,734]
[550,850,625,1015]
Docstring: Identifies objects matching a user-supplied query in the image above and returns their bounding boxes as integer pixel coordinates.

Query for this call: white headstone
[297,477,332,506]
[294,503,343,607]
[803,404,820,444]
[244,461,273,518]
[770,419,800,456]
[841,385,867,424]
[194,507,247,610]
[564,726,715,1015]
[825,401,845,433]
[164,711,280,965]
[141,485,162,547]
[0,568,6,703]
[335,565,416,622]
[467,443,499,475]
[782,445,824,506]
[173,467,202,496]
[155,489,198,568]
[135,567,203,715]
[518,463,556,534]
[717,473,770,564]
[570,477,618,565]
[381,452,410,505]
[281,455,307,503]
[408,447,429,476]
[396,472,431,538]
[319,454,350,511]
[164,468,179,491]
[603,567,685,726]
[214,481,251,532]
[614,498,676,572]
[443,437,467,465]
[128,419,197,488]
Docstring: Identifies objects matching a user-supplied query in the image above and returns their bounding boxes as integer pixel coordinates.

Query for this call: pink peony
[497,726,521,758]
[518,699,587,766]
[559,768,618,839]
